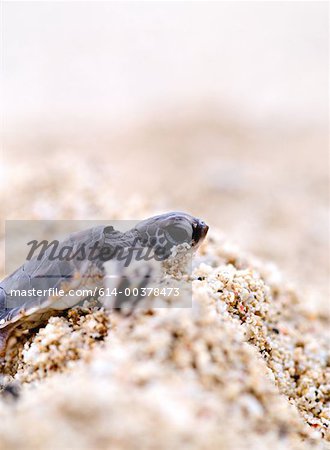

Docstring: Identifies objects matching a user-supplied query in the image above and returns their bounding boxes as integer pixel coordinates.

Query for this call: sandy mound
[0,143,328,449]
[0,227,329,450]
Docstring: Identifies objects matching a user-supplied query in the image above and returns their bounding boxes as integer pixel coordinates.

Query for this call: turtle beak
[192,220,209,246]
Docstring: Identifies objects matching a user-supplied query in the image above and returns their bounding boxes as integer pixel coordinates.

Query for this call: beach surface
[0,153,329,448]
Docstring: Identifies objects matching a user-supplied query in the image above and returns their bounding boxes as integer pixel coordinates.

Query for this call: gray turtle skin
[0,212,208,355]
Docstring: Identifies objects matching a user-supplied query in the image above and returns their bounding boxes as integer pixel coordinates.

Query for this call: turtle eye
[164,225,189,244]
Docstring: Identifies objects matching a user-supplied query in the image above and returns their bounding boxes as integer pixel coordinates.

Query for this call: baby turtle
[0,212,208,355]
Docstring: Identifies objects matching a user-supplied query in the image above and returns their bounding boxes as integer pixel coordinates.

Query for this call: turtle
[0,212,208,356]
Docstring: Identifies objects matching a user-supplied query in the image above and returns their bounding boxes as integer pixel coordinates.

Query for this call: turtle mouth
[192,220,209,246]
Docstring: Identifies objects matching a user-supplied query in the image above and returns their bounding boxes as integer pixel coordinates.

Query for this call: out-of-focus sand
[0,113,329,449]
[1,2,328,448]
[2,1,328,306]
[3,111,329,308]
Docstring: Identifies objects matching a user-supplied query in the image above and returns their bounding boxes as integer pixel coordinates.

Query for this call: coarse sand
[1,128,329,450]
[0,225,329,450]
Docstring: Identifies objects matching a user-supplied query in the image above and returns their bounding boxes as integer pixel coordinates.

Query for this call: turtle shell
[0,225,107,330]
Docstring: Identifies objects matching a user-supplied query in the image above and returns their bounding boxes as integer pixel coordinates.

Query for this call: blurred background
[1,2,329,308]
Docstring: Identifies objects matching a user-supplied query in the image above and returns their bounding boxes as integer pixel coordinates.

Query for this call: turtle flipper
[102,258,161,313]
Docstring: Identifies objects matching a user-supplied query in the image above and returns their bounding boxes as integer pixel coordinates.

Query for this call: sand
[0,221,329,449]
[0,119,329,449]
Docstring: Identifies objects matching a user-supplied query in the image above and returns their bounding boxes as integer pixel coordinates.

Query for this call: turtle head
[134,212,209,258]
